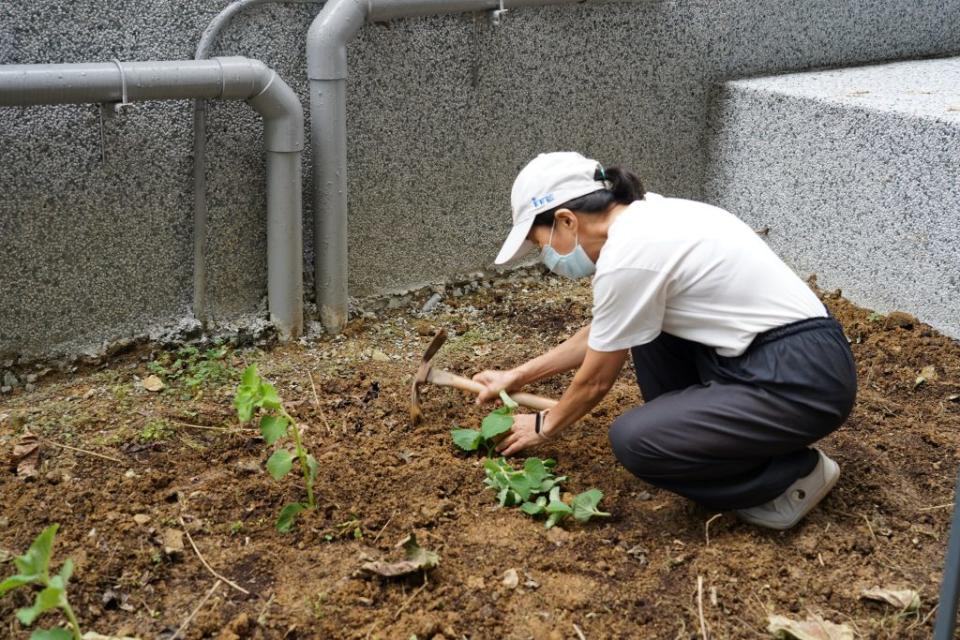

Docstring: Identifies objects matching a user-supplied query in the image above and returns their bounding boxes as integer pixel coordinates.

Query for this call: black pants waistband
[750,316,840,350]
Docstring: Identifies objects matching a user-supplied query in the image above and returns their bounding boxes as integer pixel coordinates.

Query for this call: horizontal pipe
[0,56,305,338]
[369,0,582,22]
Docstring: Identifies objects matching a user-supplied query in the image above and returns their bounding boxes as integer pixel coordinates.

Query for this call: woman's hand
[496,413,551,456]
[472,368,523,405]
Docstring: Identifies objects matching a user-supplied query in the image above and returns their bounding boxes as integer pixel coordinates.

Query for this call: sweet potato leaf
[260,415,288,445]
[451,429,483,452]
[481,411,513,440]
[571,489,610,522]
[266,449,294,480]
[276,502,307,533]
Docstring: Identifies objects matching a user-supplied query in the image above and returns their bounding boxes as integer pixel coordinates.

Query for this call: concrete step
[705,57,960,339]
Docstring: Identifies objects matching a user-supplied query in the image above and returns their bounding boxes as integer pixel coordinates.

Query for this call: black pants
[608,317,857,510]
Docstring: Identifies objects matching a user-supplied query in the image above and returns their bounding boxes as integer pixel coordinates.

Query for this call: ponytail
[532,164,646,227]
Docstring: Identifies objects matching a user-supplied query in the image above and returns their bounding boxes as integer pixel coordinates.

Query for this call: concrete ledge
[705,57,960,339]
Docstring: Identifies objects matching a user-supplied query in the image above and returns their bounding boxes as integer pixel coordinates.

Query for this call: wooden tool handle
[427,368,558,411]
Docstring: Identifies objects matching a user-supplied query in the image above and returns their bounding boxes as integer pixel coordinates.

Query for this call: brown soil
[2,272,959,640]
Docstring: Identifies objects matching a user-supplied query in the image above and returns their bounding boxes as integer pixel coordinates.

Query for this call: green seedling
[451,390,518,455]
[235,365,318,532]
[0,524,83,640]
[483,457,609,529]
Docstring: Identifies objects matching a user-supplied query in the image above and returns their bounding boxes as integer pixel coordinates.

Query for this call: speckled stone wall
[2,0,960,358]
[704,58,960,339]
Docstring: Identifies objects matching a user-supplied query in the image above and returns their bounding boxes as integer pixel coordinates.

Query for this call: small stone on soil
[133,514,151,525]
[502,568,520,589]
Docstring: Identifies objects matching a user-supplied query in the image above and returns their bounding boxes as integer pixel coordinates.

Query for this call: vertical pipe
[934,469,960,640]
[192,100,210,326]
[266,150,305,339]
[311,78,349,333]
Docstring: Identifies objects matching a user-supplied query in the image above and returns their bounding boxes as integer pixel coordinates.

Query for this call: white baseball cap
[495,151,607,264]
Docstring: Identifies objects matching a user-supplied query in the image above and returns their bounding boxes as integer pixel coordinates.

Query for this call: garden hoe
[410,329,557,425]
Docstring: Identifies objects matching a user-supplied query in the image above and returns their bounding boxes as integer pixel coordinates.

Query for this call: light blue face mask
[541,219,596,279]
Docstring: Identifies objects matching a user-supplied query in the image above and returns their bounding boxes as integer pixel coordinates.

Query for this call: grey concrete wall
[704,57,960,339]
[2,0,960,359]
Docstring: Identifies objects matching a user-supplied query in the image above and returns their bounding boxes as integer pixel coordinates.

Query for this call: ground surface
[1,270,959,640]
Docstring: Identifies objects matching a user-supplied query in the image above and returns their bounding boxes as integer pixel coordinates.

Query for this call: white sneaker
[736,449,840,530]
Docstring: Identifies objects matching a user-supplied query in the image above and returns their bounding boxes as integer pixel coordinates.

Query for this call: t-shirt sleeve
[588,267,668,351]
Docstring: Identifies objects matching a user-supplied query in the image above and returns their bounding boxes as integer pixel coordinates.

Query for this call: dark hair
[532,166,645,227]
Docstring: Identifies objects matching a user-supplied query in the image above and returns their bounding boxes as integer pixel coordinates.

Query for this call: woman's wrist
[535,409,555,440]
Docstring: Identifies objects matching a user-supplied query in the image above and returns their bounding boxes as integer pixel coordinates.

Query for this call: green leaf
[305,454,319,488]
[0,574,36,596]
[571,489,611,523]
[276,503,307,533]
[259,415,288,445]
[481,411,513,441]
[234,394,255,423]
[266,450,294,481]
[241,364,259,388]
[56,559,72,586]
[14,525,58,580]
[522,458,550,484]
[520,501,545,515]
[17,585,63,625]
[498,390,519,411]
[451,429,482,452]
[29,629,73,640]
[258,382,282,410]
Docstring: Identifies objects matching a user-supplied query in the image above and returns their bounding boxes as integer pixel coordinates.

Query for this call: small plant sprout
[451,390,518,455]
[0,524,83,640]
[481,457,609,529]
[454,394,611,528]
[235,365,318,532]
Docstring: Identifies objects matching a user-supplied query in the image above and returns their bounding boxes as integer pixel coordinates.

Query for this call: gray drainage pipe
[0,57,305,339]
[307,0,580,333]
[192,0,323,327]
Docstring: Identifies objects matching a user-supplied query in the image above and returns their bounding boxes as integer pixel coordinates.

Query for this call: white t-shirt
[588,194,827,357]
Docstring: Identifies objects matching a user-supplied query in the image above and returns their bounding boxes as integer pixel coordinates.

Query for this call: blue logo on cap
[531,193,555,208]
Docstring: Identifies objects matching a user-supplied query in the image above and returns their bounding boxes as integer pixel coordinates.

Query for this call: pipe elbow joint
[307,0,368,80]
[215,57,304,153]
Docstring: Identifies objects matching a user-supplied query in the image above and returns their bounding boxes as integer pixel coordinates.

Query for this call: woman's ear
[555,209,578,231]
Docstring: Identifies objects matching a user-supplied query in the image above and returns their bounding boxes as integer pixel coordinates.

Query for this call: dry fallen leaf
[370,349,391,363]
[860,586,920,611]
[915,365,937,388]
[360,533,439,577]
[768,614,853,640]
[142,375,165,392]
[12,432,40,481]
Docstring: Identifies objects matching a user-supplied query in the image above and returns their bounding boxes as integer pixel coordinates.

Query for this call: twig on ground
[697,575,709,640]
[307,372,334,434]
[41,438,124,463]
[169,419,256,434]
[862,514,879,545]
[179,516,250,595]
[919,502,954,511]
[704,513,723,546]
[171,579,221,640]
[906,602,938,633]
[372,512,396,544]
[395,575,429,620]
[573,623,587,640]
